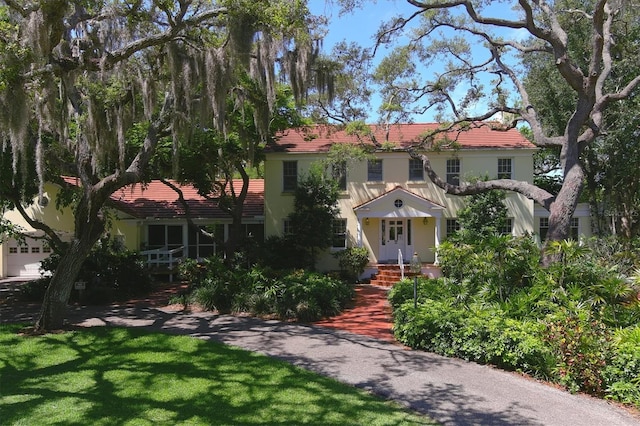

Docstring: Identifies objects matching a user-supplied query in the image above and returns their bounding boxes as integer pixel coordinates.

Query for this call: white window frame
[367,159,383,182]
[332,218,348,249]
[282,160,298,192]
[446,158,460,185]
[497,158,513,179]
[409,158,424,181]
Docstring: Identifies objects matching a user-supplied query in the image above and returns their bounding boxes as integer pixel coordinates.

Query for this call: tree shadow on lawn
[1,323,433,425]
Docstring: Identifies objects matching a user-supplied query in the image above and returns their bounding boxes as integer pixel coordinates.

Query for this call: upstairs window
[367,159,383,181]
[497,158,513,179]
[283,160,298,192]
[446,159,460,185]
[332,161,347,190]
[409,159,424,181]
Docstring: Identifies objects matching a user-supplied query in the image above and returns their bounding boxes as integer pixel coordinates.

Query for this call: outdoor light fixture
[364,218,370,225]
[423,217,429,225]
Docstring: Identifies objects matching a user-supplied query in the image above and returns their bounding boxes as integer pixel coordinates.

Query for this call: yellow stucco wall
[0,183,145,277]
[265,148,537,271]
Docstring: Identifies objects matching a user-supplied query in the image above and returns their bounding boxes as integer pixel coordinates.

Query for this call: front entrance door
[381,219,406,262]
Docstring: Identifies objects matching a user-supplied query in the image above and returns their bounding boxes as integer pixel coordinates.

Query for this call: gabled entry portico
[354,186,445,264]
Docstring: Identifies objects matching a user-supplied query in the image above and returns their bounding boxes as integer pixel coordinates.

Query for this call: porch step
[369,264,442,288]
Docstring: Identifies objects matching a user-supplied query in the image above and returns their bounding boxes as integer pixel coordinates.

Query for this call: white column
[434,217,441,265]
[356,218,363,247]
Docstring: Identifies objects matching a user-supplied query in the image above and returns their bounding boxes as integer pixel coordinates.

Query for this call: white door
[6,238,49,277]
[381,219,406,262]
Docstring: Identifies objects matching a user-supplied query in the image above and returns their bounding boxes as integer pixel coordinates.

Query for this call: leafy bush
[179,256,354,322]
[392,301,553,377]
[604,325,640,406]
[393,235,640,405]
[543,312,612,395]
[437,235,540,302]
[333,247,370,282]
[26,237,152,304]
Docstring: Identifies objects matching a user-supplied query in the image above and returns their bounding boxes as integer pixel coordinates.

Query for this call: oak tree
[0,0,322,331]
[369,0,640,254]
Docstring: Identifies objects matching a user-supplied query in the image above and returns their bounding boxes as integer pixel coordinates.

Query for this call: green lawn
[0,324,435,425]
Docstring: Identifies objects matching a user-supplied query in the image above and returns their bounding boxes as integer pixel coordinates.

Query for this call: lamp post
[410,252,421,308]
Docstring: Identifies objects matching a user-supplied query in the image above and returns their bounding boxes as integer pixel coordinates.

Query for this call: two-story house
[264,123,591,276]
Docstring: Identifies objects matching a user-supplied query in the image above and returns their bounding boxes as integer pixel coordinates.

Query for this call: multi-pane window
[282,160,298,192]
[446,159,460,185]
[283,219,294,236]
[497,158,513,179]
[367,159,383,181]
[332,161,347,190]
[332,219,347,249]
[31,247,40,254]
[20,246,28,254]
[570,217,579,240]
[539,217,580,240]
[9,247,17,254]
[42,244,52,254]
[446,219,460,237]
[500,218,514,235]
[409,159,424,181]
[187,224,223,259]
[148,224,183,254]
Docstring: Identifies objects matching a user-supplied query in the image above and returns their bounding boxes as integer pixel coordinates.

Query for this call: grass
[0,324,435,425]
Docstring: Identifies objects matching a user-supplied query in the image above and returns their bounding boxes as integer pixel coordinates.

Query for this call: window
[332,219,347,249]
[500,218,513,235]
[282,160,298,192]
[20,246,29,254]
[148,224,183,253]
[407,219,412,246]
[498,158,512,179]
[539,217,549,240]
[9,247,17,254]
[283,219,294,236]
[31,247,40,254]
[367,159,383,181]
[43,244,52,254]
[446,219,460,237]
[332,161,347,190]
[446,159,460,185]
[409,159,424,181]
[570,217,579,240]
[188,224,223,259]
[540,217,580,240]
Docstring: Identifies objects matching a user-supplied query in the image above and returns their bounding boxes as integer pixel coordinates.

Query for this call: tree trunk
[34,238,97,330]
[543,146,584,264]
[34,195,106,331]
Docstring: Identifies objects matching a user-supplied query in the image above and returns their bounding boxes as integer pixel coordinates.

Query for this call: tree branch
[409,150,556,211]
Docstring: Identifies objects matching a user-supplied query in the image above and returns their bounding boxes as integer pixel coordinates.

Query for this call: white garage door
[5,237,51,277]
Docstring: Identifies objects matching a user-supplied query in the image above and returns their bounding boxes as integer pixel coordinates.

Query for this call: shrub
[603,325,640,407]
[543,312,612,395]
[392,301,553,377]
[34,237,152,304]
[180,258,354,322]
[333,247,370,282]
[437,235,540,302]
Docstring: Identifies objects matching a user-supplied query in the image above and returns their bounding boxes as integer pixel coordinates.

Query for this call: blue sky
[309,1,529,123]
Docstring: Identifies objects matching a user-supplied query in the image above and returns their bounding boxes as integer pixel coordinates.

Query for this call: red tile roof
[62,177,264,220]
[269,123,536,153]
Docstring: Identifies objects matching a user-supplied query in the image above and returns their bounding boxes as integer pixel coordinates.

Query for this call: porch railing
[140,246,184,282]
